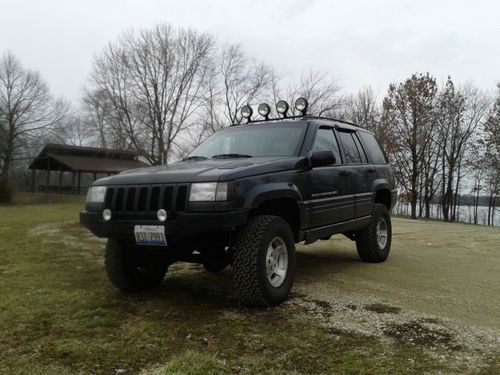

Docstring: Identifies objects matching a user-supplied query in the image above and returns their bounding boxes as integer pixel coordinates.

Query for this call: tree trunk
[473,188,480,225]
[487,195,493,226]
[411,193,417,219]
[0,161,9,190]
[425,200,430,219]
[0,134,13,191]
[443,170,454,222]
[452,165,461,222]
[492,196,497,226]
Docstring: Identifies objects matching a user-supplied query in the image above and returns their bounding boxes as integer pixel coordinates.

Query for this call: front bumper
[80,209,249,239]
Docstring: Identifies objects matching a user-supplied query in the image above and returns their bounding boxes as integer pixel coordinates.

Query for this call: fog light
[157,209,167,222]
[102,209,112,221]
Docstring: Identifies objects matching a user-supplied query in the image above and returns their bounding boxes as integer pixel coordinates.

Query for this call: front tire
[105,239,167,292]
[232,215,296,306]
[355,204,392,263]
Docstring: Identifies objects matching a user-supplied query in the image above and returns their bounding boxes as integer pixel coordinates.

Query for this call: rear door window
[337,131,363,164]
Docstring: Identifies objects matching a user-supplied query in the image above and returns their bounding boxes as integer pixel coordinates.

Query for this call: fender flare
[372,180,396,209]
[243,182,303,209]
[372,179,391,194]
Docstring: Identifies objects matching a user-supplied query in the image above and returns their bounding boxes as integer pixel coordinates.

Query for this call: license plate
[134,225,167,246]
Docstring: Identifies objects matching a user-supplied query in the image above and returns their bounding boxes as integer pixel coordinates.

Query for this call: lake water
[394,203,500,227]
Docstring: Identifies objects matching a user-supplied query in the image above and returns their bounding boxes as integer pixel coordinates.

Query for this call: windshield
[189,123,306,159]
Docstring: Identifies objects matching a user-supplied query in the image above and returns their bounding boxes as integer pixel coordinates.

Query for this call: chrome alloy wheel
[265,237,288,288]
[376,217,388,249]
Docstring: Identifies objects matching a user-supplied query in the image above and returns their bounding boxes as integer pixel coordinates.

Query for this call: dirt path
[295,218,500,329]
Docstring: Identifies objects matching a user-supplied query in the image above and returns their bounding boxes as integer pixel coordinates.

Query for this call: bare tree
[84,26,345,161]
[282,70,343,117]
[0,51,67,196]
[483,83,500,225]
[219,44,274,124]
[56,112,95,147]
[437,79,490,221]
[381,73,438,219]
[83,89,111,148]
[188,44,275,148]
[468,148,487,225]
[85,24,215,165]
[420,131,442,218]
[342,86,380,132]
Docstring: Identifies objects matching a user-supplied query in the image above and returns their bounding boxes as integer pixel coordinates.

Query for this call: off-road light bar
[276,100,289,118]
[258,103,271,119]
[295,97,309,115]
[241,105,253,122]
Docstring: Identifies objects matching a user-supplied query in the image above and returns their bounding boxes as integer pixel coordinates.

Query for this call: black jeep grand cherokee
[81,103,397,306]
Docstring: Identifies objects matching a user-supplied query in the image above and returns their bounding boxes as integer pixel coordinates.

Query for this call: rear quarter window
[359,132,388,164]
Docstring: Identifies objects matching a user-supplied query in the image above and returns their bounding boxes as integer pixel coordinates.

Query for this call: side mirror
[310,150,336,168]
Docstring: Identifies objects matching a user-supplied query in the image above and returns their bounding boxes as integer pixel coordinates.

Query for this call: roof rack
[231,115,361,128]
[301,115,359,127]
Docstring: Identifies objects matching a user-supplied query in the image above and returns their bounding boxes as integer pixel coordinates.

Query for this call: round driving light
[295,97,309,114]
[157,209,167,222]
[258,103,271,119]
[276,100,289,117]
[102,209,112,221]
[240,105,253,120]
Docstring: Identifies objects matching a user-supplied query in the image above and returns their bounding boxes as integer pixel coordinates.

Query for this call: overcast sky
[1,0,499,104]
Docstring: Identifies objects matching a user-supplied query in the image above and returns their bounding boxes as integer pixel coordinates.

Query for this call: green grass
[0,194,498,374]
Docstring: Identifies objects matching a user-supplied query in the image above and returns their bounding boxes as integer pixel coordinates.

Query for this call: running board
[303,216,371,245]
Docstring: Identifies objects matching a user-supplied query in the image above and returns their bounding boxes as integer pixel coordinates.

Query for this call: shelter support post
[31,169,36,193]
[77,172,81,195]
[46,158,50,194]
[59,168,63,194]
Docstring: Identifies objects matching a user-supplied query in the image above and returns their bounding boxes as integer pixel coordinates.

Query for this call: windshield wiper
[182,155,208,161]
[211,153,253,159]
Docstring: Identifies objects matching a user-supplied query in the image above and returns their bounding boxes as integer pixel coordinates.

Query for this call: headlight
[189,182,230,202]
[86,186,106,203]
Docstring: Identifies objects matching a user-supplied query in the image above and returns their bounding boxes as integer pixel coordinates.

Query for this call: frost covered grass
[0,194,499,374]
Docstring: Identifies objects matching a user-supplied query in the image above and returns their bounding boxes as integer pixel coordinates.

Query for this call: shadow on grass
[295,245,367,278]
[84,245,369,315]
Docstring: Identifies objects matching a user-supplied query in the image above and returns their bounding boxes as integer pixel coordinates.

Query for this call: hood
[94,156,306,186]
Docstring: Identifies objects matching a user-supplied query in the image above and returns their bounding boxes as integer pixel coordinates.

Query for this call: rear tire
[355,204,392,263]
[105,239,167,292]
[232,215,296,306]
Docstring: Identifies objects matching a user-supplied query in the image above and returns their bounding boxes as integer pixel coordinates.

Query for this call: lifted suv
[81,114,397,306]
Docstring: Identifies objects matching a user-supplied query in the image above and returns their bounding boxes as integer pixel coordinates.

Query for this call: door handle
[339,170,351,176]
[366,168,376,173]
